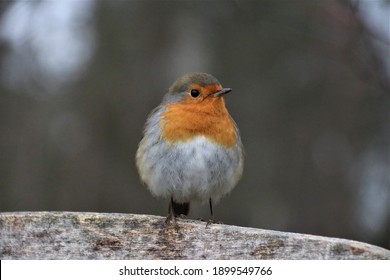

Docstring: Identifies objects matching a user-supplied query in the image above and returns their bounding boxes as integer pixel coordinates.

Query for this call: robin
[136,72,244,224]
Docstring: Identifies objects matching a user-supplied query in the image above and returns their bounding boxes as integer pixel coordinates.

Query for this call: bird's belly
[139,136,243,203]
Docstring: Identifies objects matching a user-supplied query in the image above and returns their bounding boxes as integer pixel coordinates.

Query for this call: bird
[136,72,244,224]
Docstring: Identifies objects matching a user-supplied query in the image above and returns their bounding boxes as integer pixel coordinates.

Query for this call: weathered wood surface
[0,212,389,260]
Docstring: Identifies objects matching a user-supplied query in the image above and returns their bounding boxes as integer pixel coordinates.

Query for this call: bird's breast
[160,99,237,148]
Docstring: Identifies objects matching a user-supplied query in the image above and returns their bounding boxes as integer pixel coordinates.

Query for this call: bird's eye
[190,89,200,98]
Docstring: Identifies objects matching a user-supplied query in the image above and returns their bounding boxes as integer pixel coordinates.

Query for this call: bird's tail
[171,200,190,216]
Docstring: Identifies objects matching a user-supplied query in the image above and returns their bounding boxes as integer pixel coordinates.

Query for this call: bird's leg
[206,198,223,227]
[165,197,176,224]
[209,197,214,219]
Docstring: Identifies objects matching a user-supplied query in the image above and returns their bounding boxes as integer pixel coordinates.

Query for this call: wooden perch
[0,211,388,260]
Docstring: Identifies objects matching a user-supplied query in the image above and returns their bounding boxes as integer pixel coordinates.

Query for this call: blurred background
[0,0,389,250]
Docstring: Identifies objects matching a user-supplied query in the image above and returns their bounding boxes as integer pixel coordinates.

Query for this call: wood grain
[0,212,388,260]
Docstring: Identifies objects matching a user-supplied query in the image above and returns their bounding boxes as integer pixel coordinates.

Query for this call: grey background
[0,0,389,250]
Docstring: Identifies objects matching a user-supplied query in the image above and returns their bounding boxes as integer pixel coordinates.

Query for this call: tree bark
[0,212,388,260]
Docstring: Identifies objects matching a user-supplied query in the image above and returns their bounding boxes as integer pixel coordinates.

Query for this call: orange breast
[160,98,237,148]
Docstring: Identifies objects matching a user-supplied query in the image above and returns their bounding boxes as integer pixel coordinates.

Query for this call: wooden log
[0,212,388,260]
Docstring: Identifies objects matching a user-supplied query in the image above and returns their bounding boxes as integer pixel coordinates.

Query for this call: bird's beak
[213,88,232,97]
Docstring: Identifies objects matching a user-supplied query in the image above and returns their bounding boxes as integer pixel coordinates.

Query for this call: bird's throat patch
[160,99,237,148]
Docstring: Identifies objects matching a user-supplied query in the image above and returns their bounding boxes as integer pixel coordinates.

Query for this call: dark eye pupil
[190,89,200,97]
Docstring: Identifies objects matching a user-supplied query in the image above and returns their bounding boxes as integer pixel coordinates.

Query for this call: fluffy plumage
[136,73,244,220]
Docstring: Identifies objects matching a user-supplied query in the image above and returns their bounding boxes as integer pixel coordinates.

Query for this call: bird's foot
[205,218,223,228]
[165,213,176,225]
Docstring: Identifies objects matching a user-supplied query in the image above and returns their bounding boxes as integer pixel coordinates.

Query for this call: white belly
[137,136,243,203]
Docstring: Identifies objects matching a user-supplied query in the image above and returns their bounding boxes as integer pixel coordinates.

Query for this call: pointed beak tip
[214,88,232,97]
